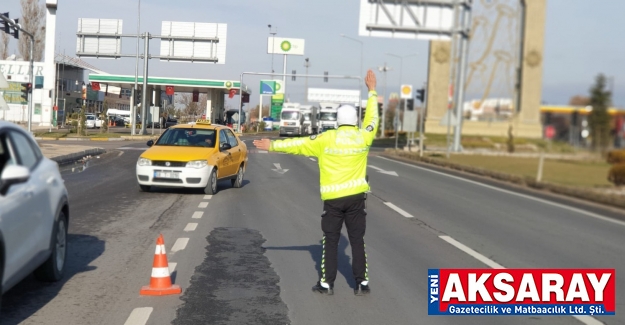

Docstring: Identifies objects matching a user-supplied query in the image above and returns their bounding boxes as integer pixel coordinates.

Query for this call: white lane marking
[168,262,177,274]
[117,151,124,157]
[572,316,605,325]
[384,202,414,218]
[439,236,505,269]
[309,158,316,162]
[124,307,153,325]
[204,195,213,200]
[192,211,204,219]
[377,156,625,227]
[198,202,209,208]
[170,238,189,253]
[117,147,147,151]
[439,235,602,325]
[259,150,268,153]
[369,165,399,176]
[184,223,198,232]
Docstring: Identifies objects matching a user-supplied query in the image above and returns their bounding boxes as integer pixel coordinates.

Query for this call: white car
[85,115,103,129]
[0,121,70,310]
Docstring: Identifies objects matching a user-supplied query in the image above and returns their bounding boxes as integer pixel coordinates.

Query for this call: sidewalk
[39,142,106,165]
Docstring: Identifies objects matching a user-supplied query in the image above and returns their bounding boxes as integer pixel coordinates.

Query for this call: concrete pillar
[42,0,58,126]
[205,90,212,121]
[424,40,452,134]
[516,0,547,137]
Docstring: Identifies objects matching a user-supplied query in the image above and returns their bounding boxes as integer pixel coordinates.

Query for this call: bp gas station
[88,73,251,130]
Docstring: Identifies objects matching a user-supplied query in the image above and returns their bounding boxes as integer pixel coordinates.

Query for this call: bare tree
[19,0,46,61]
[176,93,207,122]
[0,32,9,60]
[247,105,270,122]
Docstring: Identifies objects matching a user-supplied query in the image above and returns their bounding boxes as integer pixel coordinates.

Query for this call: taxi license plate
[154,171,180,179]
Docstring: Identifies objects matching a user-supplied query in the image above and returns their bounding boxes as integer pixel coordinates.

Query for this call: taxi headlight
[137,157,152,166]
[186,160,208,169]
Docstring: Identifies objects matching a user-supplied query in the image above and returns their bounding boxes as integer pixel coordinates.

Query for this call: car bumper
[136,164,213,188]
[280,127,301,134]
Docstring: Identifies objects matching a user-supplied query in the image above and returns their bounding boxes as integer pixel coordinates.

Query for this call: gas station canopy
[88,74,251,95]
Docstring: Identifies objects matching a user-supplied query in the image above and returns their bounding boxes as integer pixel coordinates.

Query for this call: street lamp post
[378,63,392,138]
[341,34,364,98]
[387,52,418,148]
[268,24,277,78]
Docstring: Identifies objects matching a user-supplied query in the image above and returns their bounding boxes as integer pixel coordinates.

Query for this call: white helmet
[337,105,358,126]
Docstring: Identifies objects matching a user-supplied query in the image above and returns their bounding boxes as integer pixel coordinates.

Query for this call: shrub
[606,149,625,164]
[608,163,625,186]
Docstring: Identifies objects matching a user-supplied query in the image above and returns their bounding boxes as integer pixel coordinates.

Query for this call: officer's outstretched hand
[365,69,376,92]
[253,138,271,151]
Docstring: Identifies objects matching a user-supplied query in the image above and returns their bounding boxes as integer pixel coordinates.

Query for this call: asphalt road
[2,136,624,325]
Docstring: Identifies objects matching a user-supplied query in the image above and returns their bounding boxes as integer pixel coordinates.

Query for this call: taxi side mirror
[147,140,154,147]
[220,143,232,151]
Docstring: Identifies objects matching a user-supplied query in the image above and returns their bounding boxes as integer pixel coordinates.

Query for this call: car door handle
[47,176,58,185]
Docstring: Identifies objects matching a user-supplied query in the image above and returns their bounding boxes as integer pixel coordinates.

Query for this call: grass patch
[428,154,612,188]
[34,132,68,138]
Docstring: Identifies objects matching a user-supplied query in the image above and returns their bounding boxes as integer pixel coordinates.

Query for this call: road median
[380,150,625,211]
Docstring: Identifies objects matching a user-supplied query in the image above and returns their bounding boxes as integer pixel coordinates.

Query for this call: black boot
[354,282,370,296]
[312,281,334,295]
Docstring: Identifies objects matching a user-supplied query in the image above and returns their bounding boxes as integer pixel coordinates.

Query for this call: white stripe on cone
[151,267,171,278]
[155,244,166,255]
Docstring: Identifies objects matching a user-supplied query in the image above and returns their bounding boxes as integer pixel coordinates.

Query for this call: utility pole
[378,63,392,138]
[268,25,277,78]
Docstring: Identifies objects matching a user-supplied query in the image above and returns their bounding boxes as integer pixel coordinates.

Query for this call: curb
[49,147,106,165]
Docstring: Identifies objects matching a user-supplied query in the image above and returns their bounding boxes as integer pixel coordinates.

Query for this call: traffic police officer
[253,70,379,295]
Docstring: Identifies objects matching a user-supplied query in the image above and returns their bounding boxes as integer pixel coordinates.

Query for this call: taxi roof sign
[195,119,211,125]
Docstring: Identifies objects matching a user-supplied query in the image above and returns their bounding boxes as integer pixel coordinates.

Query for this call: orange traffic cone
[140,234,182,296]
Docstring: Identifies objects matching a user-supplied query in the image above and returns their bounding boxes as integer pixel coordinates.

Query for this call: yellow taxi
[136,119,247,194]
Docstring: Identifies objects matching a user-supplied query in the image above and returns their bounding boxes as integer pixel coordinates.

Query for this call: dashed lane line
[198,202,209,208]
[192,211,204,219]
[124,307,153,325]
[168,262,177,274]
[170,238,189,253]
[184,223,198,232]
[384,202,415,218]
[204,195,213,200]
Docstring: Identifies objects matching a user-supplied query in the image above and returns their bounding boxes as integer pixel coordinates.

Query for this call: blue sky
[2,0,623,108]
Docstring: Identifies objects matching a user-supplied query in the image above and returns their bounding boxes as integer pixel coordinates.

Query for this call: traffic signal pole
[1,13,35,133]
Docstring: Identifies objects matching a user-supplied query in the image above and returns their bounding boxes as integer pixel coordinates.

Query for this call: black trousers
[320,193,368,285]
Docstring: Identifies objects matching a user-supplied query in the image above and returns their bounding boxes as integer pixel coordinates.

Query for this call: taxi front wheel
[205,169,218,195]
[232,165,244,188]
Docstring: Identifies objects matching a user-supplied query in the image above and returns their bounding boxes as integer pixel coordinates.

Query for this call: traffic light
[416,88,425,103]
[406,98,414,111]
[12,18,18,39]
[378,103,383,117]
[324,71,328,83]
[20,82,31,101]
[135,89,142,105]
[292,70,296,81]
[1,13,19,39]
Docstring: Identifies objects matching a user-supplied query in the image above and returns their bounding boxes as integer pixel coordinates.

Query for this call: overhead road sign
[267,37,305,56]
[159,21,227,64]
[76,18,123,58]
[358,0,456,40]
[308,88,360,104]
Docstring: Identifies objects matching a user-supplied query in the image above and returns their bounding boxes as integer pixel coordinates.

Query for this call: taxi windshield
[155,128,217,148]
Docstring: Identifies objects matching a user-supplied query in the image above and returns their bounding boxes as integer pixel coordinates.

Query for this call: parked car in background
[85,115,103,129]
[0,121,70,311]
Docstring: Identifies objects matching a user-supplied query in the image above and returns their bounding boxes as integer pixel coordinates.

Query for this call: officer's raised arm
[253,135,324,157]
[362,70,379,144]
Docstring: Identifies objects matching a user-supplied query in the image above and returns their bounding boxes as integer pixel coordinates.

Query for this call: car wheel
[34,211,68,282]
[139,185,151,192]
[231,165,244,188]
[204,169,218,195]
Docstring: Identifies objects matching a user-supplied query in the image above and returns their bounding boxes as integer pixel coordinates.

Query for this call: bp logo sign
[225,81,233,89]
[280,41,292,52]
[275,82,282,92]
